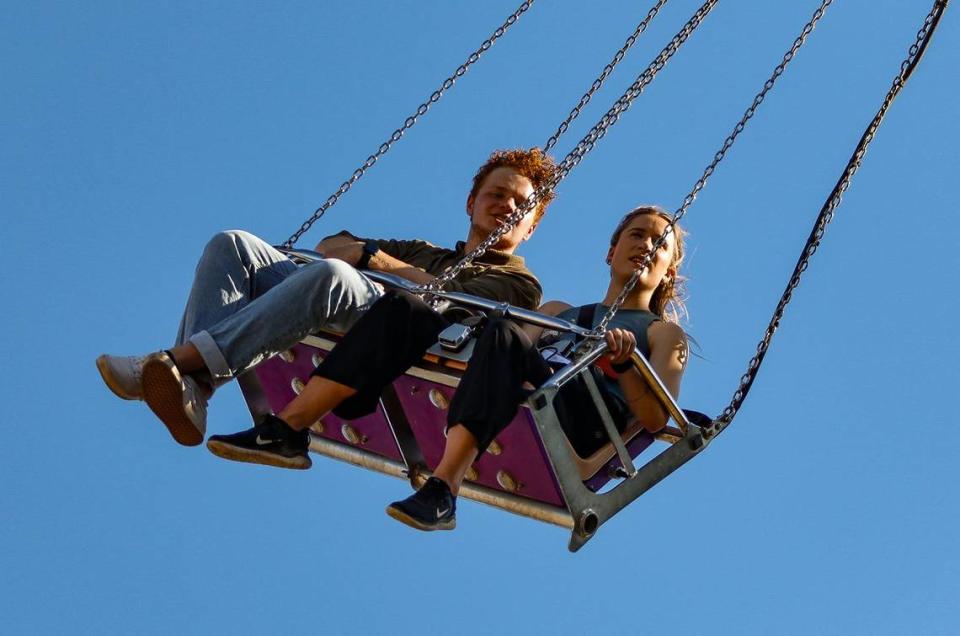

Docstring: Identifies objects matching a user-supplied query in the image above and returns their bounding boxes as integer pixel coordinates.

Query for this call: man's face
[466,166,538,252]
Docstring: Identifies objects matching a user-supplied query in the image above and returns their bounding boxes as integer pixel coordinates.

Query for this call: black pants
[450,318,628,457]
[312,290,626,457]
[312,290,450,419]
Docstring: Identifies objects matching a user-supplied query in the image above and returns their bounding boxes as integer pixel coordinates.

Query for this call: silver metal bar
[437,291,595,337]
[308,434,410,479]
[540,339,608,390]
[566,429,701,552]
[579,367,637,477]
[540,339,692,433]
[277,246,594,337]
[378,384,425,487]
[307,434,573,528]
[527,387,703,552]
[236,370,272,422]
[626,349,692,434]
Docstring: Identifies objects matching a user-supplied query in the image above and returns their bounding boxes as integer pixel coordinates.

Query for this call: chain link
[420,0,718,295]
[281,1,536,248]
[542,0,669,154]
[716,0,949,429]
[591,0,834,338]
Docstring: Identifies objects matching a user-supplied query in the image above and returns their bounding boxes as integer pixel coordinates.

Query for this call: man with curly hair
[96,148,557,449]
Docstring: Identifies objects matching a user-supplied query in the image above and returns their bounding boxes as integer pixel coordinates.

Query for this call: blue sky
[3,2,958,634]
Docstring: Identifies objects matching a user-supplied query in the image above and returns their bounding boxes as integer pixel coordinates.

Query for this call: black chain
[421,0,717,294]
[282,1,536,248]
[592,0,834,336]
[716,0,950,430]
[542,0,669,154]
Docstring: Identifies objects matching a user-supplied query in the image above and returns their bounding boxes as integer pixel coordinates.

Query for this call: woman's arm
[614,321,688,433]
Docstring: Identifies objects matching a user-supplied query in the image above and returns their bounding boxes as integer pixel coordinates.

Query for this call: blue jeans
[175,230,383,389]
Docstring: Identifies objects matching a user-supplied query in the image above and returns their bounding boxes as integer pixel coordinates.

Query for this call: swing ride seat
[238,255,714,552]
[234,0,948,551]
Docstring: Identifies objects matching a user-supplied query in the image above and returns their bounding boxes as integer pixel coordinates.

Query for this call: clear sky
[3,2,958,634]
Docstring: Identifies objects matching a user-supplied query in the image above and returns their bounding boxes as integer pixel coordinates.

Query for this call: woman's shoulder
[538,300,575,317]
[647,319,687,347]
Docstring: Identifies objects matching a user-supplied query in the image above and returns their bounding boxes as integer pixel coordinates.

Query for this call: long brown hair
[609,205,688,323]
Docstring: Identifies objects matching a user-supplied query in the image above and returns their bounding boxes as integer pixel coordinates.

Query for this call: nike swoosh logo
[255,435,277,446]
[437,507,450,517]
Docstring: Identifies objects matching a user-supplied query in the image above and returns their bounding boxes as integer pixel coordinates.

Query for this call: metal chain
[542,0,669,154]
[591,0,834,338]
[420,0,718,295]
[281,1,536,248]
[716,0,949,429]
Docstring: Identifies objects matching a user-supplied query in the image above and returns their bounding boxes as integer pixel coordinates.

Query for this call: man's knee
[202,230,265,259]
[300,257,363,289]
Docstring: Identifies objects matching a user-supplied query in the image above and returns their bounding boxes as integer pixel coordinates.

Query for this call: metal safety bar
[578,368,637,477]
[306,434,574,529]
[542,338,693,436]
[278,247,596,337]
[528,338,709,551]
[528,381,705,552]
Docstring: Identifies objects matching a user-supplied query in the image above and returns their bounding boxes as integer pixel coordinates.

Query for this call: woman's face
[607,213,677,290]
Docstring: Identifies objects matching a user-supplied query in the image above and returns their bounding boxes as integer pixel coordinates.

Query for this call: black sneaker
[206,414,312,470]
[385,477,457,531]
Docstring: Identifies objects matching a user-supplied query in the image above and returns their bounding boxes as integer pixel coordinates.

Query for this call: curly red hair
[469,148,557,223]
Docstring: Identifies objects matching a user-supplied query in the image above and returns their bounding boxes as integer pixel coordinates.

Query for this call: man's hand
[322,241,364,267]
[605,328,637,366]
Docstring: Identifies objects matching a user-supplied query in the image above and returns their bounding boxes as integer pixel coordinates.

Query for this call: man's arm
[615,321,688,433]
[321,238,437,285]
[314,232,359,254]
[317,232,541,307]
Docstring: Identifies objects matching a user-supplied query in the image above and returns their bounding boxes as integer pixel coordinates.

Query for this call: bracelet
[610,358,634,374]
[357,240,379,270]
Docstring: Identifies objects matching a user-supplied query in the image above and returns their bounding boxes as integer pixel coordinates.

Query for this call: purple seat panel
[247,341,662,506]
[391,375,566,507]
[251,344,404,462]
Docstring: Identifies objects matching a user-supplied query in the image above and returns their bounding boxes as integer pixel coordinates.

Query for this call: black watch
[357,240,379,270]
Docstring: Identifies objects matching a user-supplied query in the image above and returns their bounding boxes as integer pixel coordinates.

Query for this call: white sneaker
[141,351,208,446]
[96,354,146,401]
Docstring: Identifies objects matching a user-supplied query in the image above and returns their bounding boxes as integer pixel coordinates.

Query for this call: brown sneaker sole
[96,355,140,401]
[385,505,456,532]
[141,354,204,447]
[206,439,312,470]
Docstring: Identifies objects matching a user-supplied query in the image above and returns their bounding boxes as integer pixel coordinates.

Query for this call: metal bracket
[438,322,475,352]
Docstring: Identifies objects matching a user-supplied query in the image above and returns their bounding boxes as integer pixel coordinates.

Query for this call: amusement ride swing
[235,0,949,551]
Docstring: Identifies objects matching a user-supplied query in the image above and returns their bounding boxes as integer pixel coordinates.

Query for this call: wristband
[357,240,379,270]
[610,358,634,374]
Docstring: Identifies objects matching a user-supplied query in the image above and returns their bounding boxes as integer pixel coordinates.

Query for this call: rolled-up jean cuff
[189,330,234,387]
